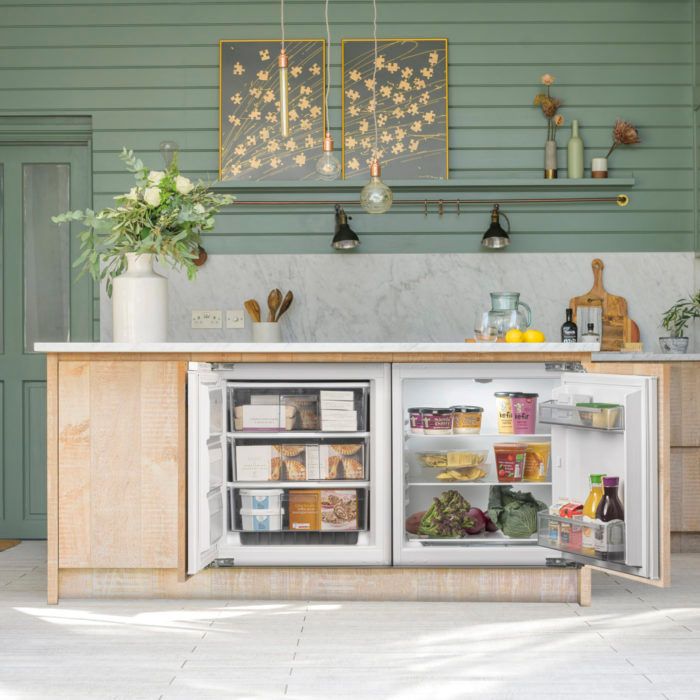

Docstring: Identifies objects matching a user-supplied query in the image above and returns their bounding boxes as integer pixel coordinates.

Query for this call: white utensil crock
[252,322,282,343]
[112,253,168,342]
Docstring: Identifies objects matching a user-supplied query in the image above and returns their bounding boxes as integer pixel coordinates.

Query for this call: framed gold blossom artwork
[341,38,448,180]
[219,39,325,180]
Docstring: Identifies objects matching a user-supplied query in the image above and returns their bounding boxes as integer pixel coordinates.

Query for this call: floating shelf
[212,176,635,196]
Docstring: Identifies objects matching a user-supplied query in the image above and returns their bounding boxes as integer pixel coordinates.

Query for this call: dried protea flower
[541,97,561,119]
[606,119,640,158]
[554,114,565,127]
[541,73,555,86]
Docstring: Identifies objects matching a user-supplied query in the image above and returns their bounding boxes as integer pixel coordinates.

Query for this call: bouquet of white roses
[53,148,234,296]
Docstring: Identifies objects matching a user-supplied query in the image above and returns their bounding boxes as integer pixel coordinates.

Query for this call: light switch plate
[226,309,245,329]
[191,309,222,329]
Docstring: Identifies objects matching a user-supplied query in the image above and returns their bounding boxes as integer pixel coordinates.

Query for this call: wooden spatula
[244,299,261,323]
[276,290,294,320]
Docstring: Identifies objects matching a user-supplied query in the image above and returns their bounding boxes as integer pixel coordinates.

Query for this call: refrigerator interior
[394,364,658,580]
[396,368,560,566]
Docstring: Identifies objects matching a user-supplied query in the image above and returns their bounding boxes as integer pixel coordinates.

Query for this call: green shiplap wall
[0,0,694,256]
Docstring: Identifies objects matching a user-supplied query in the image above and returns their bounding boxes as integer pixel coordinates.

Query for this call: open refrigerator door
[187,363,227,574]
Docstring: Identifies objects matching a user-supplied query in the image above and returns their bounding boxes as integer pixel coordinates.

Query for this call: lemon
[523,329,545,343]
[505,328,524,343]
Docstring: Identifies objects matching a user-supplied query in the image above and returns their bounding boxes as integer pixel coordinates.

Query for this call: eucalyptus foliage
[52,148,235,296]
[661,291,700,338]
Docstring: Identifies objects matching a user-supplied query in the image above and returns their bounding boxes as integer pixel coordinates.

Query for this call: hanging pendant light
[278,0,289,137]
[315,0,341,180]
[360,0,392,214]
[481,204,511,249]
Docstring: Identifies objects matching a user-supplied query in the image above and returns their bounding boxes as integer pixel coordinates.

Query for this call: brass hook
[617,194,629,207]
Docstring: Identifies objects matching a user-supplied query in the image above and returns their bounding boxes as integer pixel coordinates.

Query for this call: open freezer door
[187,363,227,574]
[541,372,662,585]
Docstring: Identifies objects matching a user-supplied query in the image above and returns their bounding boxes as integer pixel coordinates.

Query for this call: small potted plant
[592,119,640,178]
[53,148,234,342]
[659,292,700,353]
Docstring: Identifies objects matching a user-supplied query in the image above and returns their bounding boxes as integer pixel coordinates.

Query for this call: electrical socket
[226,309,245,329]
[191,309,222,329]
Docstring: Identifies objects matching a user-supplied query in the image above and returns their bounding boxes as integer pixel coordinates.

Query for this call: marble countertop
[593,352,700,362]
[35,341,600,354]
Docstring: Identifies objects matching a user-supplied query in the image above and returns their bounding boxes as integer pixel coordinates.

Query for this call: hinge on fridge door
[210,558,236,568]
[545,557,583,569]
[545,362,585,373]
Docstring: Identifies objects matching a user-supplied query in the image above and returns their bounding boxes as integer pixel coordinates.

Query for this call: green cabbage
[487,486,547,539]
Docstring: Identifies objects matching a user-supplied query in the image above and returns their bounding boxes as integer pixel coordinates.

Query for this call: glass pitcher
[478,292,532,339]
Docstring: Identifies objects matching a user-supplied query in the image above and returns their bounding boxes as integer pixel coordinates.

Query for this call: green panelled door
[0,144,92,538]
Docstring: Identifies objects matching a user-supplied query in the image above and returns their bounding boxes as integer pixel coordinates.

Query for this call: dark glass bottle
[595,477,624,522]
[561,308,578,343]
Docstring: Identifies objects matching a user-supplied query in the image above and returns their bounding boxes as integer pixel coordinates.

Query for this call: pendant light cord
[371,0,378,162]
[280,0,285,50]
[324,0,331,135]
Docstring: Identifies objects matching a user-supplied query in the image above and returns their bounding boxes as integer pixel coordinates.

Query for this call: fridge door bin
[537,512,625,563]
[539,400,624,431]
[228,383,369,433]
[208,492,225,546]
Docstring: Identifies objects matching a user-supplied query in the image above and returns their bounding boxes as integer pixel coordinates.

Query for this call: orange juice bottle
[581,474,606,555]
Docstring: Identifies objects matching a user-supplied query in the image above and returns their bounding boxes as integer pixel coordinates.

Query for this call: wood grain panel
[46,355,58,604]
[678,448,700,531]
[57,361,91,567]
[89,361,142,567]
[670,365,700,447]
[58,566,585,604]
[139,361,180,568]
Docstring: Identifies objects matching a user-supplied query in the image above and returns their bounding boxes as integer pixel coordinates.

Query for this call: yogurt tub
[421,408,454,435]
[494,442,528,482]
[450,406,484,434]
[495,392,515,434]
[239,489,284,511]
[511,393,539,434]
[408,407,428,434]
[240,507,285,531]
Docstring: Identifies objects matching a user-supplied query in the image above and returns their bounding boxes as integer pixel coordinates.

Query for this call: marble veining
[99,252,697,350]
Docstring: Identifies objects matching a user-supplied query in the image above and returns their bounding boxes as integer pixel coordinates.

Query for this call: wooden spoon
[244,299,261,323]
[267,288,282,322]
[276,290,294,320]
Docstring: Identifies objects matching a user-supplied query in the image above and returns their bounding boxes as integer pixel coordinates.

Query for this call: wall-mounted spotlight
[331,204,360,249]
[481,204,510,249]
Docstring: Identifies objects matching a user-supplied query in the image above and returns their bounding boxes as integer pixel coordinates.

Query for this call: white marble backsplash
[100,252,698,350]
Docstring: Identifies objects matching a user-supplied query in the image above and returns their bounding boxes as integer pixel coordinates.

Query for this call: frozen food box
[321,490,359,531]
[235,445,280,481]
[320,443,366,480]
[289,490,322,530]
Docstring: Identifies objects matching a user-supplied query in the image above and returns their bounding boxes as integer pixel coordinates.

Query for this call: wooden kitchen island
[37,343,671,606]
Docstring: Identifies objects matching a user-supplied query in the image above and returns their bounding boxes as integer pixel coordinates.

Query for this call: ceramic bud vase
[112,253,168,342]
[544,140,558,179]
[567,119,584,179]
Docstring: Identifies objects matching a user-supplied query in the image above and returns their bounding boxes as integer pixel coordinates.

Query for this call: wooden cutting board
[570,258,630,351]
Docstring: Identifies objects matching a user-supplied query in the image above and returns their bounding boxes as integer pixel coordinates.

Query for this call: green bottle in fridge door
[567,119,584,179]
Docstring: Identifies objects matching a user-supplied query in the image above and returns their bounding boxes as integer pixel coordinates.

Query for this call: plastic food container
[495,392,515,434]
[417,450,488,468]
[576,403,623,430]
[450,405,483,434]
[523,442,551,482]
[408,407,427,434]
[240,507,285,531]
[493,442,528,482]
[420,408,454,435]
[239,489,284,511]
[511,393,539,434]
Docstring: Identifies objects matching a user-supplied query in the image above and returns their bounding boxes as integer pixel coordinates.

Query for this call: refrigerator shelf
[229,431,371,439]
[406,532,538,546]
[404,432,551,440]
[539,400,624,432]
[228,480,370,488]
[406,481,552,487]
